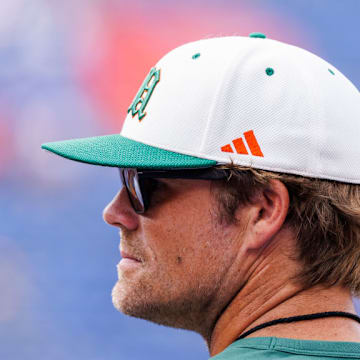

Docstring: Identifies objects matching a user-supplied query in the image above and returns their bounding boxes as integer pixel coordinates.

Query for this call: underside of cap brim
[41,134,216,169]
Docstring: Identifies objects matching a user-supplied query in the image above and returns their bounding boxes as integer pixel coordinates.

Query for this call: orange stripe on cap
[221,144,234,153]
[244,130,264,157]
[232,137,248,155]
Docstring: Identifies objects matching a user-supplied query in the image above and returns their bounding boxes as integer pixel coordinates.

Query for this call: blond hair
[212,164,360,296]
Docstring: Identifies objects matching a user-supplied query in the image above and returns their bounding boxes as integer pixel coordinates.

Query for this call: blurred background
[0,0,359,359]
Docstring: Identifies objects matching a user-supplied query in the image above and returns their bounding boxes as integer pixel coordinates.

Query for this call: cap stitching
[199,43,245,154]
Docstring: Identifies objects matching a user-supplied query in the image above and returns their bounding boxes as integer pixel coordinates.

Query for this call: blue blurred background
[0,0,359,359]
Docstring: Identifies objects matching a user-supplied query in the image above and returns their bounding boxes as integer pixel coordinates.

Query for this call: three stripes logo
[221,130,264,157]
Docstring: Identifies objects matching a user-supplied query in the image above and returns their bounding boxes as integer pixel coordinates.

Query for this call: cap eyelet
[266,67,275,76]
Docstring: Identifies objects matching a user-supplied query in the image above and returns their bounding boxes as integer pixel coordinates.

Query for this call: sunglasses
[118,167,228,214]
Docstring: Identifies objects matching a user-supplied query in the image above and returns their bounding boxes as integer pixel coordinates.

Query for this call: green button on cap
[249,32,266,39]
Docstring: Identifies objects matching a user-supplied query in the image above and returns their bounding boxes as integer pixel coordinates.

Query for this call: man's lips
[118,250,142,271]
[120,251,141,262]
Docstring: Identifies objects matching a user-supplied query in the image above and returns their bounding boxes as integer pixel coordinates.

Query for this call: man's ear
[241,179,290,250]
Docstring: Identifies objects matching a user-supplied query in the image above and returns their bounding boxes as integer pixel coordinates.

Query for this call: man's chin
[111,281,128,313]
[111,280,189,329]
[111,280,210,335]
[111,280,149,317]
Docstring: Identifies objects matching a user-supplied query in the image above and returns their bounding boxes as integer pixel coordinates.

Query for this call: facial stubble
[111,192,237,336]
[111,239,235,336]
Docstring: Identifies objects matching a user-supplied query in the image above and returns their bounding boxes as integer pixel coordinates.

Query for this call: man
[42,33,360,359]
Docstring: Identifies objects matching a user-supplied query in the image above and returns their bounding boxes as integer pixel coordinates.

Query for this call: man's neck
[208,282,359,356]
[204,228,360,356]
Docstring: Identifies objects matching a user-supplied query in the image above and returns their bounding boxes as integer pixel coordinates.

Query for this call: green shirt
[211,337,360,359]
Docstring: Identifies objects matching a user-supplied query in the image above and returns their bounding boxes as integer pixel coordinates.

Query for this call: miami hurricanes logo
[128,67,161,121]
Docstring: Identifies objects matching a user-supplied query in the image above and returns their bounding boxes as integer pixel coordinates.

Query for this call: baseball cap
[41,33,360,184]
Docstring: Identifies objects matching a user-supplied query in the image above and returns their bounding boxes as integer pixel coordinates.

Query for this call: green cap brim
[41,134,216,169]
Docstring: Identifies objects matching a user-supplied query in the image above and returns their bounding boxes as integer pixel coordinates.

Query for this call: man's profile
[42,33,360,359]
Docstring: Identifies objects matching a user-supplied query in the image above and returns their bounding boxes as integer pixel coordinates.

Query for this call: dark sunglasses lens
[137,176,159,212]
[123,169,145,213]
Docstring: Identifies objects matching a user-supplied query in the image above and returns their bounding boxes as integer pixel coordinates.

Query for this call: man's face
[103,178,243,333]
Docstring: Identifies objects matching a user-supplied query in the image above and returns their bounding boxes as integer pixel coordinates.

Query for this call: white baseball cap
[41,33,360,183]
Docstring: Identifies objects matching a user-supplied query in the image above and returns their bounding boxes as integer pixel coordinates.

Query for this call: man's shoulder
[210,337,360,359]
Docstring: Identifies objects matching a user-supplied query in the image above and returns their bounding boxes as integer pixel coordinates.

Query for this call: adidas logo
[221,130,264,157]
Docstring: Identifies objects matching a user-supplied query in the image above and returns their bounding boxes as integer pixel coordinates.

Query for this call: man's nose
[102,188,139,230]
